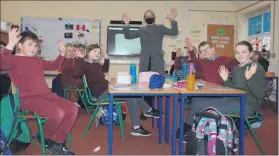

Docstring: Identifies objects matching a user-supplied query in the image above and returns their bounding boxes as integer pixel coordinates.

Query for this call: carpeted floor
[21,99,278,155]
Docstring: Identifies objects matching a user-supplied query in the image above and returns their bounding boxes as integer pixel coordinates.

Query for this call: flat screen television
[107,26,141,58]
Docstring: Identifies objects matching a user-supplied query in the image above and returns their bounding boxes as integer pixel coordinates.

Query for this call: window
[248,11,271,56]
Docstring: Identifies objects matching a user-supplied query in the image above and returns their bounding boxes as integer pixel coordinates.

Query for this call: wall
[1,1,239,87]
[236,0,279,101]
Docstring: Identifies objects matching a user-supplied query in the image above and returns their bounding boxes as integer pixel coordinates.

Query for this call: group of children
[0,28,164,155]
[174,38,266,139]
[0,28,266,155]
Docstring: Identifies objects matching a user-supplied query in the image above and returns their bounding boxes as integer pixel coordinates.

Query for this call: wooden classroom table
[177,82,246,155]
[107,78,179,155]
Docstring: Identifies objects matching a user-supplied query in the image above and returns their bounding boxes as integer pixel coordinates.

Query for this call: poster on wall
[189,26,202,42]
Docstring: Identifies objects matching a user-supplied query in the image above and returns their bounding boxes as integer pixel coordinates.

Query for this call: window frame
[247,8,271,50]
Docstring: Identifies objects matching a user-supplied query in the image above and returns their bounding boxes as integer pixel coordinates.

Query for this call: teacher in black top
[122,9,179,120]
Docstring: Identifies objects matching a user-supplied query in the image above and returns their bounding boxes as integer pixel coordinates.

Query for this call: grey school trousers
[98,90,151,126]
[185,97,256,125]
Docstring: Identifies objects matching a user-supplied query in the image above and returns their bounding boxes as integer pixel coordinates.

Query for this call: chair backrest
[81,75,97,104]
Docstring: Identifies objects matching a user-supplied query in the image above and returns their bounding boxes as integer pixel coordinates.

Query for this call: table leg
[239,94,246,155]
[165,96,170,144]
[157,96,160,128]
[172,94,178,155]
[158,96,163,144]
[108,94,113,155]
[152,97,155,128]
[179,94,185,155]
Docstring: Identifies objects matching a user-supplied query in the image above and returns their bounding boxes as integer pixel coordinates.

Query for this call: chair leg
[34,113,46,155]
[67,133,72,150]
[82,105,100,139]
[116,104,125,140]
[245,117,265,155]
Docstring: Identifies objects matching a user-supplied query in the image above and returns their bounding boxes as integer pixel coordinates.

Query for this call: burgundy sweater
[174,49,238,85]
[73,58,109,98]
[0,48,64,98]
[61,58,82,88]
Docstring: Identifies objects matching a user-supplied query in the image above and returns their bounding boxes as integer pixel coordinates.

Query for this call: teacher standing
[122,8,179,119]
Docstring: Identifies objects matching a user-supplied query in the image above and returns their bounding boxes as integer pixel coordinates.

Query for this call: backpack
[0,93,31,154]
[185,107,239,155]
[99,104,126,126]
[0,128,12,155]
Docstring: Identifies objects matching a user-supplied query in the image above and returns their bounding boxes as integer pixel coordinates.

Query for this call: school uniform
[61,58,82,88]
[185,62,265,124]
[0,48,78,143]
[73,58,158,128]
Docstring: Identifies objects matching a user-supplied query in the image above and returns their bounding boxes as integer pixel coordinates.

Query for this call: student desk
[108,79,179,155]
[177,82,246,155]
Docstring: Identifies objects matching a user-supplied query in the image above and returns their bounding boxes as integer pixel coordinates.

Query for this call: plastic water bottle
[182,63,188,79]
[130,64,137,84]
[186,63,196,91]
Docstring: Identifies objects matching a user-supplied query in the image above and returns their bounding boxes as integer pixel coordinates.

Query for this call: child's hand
[218,65,229,81]
[101,42,108,59]
[176,48,181,57]
[245,63,257,80]
[7,28,21,50]
[76,48,85,58]
[58,41,66,56]
[185,38,193,51]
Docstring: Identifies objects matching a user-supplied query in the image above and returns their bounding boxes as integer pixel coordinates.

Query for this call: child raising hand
[1,28,78,155]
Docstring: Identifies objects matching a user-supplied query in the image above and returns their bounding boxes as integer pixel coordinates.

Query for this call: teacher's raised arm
[161,8,179,36]
[122,13,140,39]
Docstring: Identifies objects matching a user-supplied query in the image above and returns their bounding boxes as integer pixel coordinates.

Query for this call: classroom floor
[21,99,278,155]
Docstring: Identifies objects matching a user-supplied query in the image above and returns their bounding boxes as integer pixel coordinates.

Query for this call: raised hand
[57,41,66,56]
[245,63,257,80]
[101,41,108,59]
[121,13,131,26]
[167,8,178,21]
[76,48,85,58]
[176,48,181,57]
[7,28,21,50]
[185,38,193,51]
[218,65,229,81]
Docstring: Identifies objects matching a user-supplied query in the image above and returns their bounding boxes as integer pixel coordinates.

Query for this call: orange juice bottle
[186,63,196,91]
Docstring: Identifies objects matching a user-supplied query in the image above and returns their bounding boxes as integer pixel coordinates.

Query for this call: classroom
[0,0,278,155]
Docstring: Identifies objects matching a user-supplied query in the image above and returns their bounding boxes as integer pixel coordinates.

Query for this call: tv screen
[107,26,141,58]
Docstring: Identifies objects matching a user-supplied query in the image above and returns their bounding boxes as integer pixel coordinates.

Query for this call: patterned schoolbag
[99,105,126,126]
[185,107,239,155]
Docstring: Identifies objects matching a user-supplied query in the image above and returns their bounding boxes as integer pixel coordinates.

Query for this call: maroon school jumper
[0,48,78,143]
[73,58,109,99]
[61,58,82,89]
[176,49,238,85]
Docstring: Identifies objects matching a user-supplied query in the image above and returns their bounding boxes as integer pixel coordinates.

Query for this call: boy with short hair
[175,38,239,85]
[0,28,78,155]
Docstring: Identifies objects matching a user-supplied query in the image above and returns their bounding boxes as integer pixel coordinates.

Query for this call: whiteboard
[21,17,102,59]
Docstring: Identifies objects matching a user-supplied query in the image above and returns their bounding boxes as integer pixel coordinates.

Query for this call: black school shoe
[143,108,164,118]
[35,133,74,155]
[45,141,75,155]
[131,126,152,136]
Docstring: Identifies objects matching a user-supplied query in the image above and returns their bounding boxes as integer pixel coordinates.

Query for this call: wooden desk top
[179,82,246,95]
[108,78,179,94]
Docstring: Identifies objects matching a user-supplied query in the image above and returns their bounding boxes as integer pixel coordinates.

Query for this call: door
[207,24,234,57]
